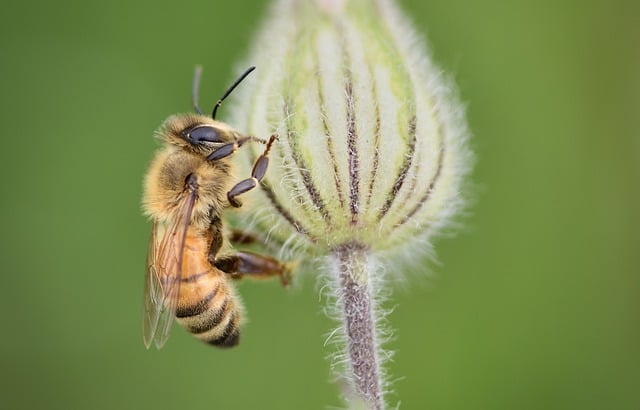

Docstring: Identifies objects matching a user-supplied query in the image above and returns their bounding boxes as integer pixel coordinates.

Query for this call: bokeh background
[1,0,638,409]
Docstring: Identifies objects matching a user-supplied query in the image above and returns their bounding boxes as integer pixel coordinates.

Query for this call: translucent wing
[143,188,197,349]
[143,221,161,348]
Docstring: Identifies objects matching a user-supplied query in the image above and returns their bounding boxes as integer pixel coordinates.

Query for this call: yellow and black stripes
[175,272,242,348]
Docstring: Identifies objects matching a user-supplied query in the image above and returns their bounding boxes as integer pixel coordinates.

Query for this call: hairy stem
[331,242,385,410]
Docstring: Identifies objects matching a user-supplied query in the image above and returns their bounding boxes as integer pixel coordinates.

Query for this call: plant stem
[332,242,384,410]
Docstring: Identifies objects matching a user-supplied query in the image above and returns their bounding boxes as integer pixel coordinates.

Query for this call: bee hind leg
[213,251,294,287]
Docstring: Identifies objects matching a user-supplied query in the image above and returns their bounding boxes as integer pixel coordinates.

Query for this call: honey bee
[142,66,291,349]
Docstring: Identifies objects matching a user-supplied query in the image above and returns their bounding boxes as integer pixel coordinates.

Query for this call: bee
[142,66,291,349]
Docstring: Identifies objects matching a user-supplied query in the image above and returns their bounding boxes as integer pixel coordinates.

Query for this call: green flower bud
[228,1,473,408]
[231,0,472,257]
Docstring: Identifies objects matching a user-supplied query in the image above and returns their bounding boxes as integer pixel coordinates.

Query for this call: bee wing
[143,222,162,348]
[143,189,197,349]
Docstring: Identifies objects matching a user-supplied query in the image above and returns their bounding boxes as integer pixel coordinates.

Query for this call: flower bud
[230,0,472,256]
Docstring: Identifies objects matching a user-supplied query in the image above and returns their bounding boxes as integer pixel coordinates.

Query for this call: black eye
[183,126,223,144]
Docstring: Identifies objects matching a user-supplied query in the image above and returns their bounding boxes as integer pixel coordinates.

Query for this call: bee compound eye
[185,126,223,144]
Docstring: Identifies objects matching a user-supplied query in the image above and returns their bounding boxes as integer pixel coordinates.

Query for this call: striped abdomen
[176,234,243,347]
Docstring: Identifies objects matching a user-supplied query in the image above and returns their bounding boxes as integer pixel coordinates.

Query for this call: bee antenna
[211,66,256,120]
[192,65,204,115]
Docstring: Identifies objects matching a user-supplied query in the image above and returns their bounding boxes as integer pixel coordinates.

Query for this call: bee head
[159,114,240,157]
[156,66,256,158]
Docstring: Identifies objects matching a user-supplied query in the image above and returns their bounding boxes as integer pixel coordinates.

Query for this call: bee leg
[213,251,294,287]
[228,229,259,245]
[207,142,238,161]
[207,134,276,163]
[226,134,278,208]
[206,215,224,259]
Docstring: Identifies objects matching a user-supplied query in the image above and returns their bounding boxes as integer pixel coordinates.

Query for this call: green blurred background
[1,0,638,409]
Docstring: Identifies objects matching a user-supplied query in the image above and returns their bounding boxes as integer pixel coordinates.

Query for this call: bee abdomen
[176,276,242,348]
[203,313,241,348]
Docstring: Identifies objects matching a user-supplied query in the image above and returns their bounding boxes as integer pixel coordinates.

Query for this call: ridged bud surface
[230,0,472,255]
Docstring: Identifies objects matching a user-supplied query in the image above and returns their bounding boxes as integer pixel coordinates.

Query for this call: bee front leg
[207,135,274,162]
[207,142,238,161]
[213,251,294,287]
[226,134,277,208]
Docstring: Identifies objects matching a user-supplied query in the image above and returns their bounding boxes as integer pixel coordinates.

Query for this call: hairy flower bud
[228,0,472,408]
[231,0,471,258]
